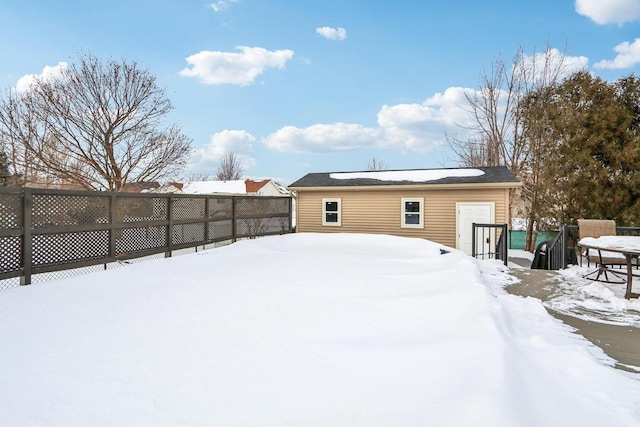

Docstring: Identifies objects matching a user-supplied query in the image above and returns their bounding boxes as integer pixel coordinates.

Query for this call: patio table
[579,236,640,299]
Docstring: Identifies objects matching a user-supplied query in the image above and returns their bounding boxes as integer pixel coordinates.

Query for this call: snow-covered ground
[547,265,640,327]
[510,249,640,327]
[1,233,640,426]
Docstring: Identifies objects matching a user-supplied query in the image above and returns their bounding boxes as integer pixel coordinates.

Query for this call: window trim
[401,197,424,229]
[322,198,342,226]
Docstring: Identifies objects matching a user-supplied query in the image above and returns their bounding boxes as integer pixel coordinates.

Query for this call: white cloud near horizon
[263,123,383,154]
[179,46,294,86]
[316,26,347,41]
[188,130,256,175]
[260,46,591,157]
[376,87,476,153]
[262,87,477,155]
[15,61,67,92]
[575,0,640,24]
[595,38,640,69]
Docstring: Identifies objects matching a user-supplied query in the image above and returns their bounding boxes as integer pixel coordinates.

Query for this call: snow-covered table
[579,236,640,299]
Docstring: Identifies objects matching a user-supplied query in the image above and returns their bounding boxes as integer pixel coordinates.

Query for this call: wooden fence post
[108,193,116,268]
[20,188,32,286]
[166,194,173,258]
[232,196,237,243]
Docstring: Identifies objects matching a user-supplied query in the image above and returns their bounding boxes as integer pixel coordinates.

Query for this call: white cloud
[210,0,238,12]
[179,46,294,86]
[595,38,640,69]
[262,88,477,155]
[575,0,640,24]
[263,123,382,154]
[377,87,477,153]
[189,130,256,174]
[262,45,591,157]
[519,49,589,80]
[15,61,67,92]
[261,47,592,157]
[316,27,347,41]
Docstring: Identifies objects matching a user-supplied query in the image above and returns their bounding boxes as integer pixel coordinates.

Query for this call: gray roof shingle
[288,166,520,188]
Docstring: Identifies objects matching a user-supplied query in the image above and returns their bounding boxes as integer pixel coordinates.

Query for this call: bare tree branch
[216,152,244,181]
[0,52,192,191]
[447,43,579,250]
[366,156,389,171]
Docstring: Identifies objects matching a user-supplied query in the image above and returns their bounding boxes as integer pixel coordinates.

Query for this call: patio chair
[577,219,626,283]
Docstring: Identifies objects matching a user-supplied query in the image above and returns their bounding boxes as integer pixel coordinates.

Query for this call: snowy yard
[510,249,640,328]
[1,233,640,426]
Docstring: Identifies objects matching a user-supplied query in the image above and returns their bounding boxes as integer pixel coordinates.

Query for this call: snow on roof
[329,168,485,182]
[181,180,247,194]
[274,182,289,194]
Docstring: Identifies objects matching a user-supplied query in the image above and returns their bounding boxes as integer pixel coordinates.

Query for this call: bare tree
[0,88,50,186]
[186,173,212,182]
[0,52,192,191]
[448,44,576,250]
[366,156,389,171]
[216,152,244,181]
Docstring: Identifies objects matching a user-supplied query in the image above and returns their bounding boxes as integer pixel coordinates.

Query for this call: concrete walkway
[507,257,640,372]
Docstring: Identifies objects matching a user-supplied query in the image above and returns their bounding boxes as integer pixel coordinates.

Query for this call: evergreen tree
[522,72,640,226]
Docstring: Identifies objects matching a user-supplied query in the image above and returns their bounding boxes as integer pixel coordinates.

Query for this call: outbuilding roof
[288,166,520,189]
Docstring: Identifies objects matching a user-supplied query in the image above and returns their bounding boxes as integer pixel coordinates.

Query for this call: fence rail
[0,187,292,287]
[472,223,508,266]
[546,224,640,270]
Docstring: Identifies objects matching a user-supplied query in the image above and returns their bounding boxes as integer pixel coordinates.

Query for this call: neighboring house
[245,179,288,196]
[177,179,289,196]
[182,180,246,195]
[121,181,160,192]
[147,182,184,193]
[288,166,521,255]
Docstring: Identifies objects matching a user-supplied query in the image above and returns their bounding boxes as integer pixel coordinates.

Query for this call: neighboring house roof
[274,182,288,194]
[177,179,290,195]
[122,181,160,192]
[288,166,521,189]
[245,179,270,193]
[144,183,183,193]
[182,180,247,194]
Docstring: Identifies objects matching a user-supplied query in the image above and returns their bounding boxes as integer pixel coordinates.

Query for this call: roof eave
[288,181,522,192]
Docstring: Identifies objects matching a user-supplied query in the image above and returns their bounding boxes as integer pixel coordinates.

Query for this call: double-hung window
[322,198,341,226]
[401,198,424,228]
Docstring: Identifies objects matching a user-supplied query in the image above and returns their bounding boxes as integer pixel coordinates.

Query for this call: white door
[456,202,495,256]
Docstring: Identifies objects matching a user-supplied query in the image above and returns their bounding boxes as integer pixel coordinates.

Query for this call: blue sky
[1,0,639,184]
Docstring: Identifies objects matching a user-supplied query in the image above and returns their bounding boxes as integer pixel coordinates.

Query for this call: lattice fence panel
[31,264,106,284]
[32,194,110,227]
[115,226,167,255]
[32,230,109,268]
[235,217,290,236]
[208,197,233,219]
[105,253,165,269]
[208,219,233,240]
[234,197,290,237]
[172,223,205,245]
[173,198,206,221]
[0,236,21,273]
[0,277,19,290]
[115,197,167,223]
[235,197,289,216]
[0,192,21,228]
[273,216,292,233]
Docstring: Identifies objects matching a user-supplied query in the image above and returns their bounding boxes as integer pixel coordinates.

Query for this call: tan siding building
[289,167,520,254]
